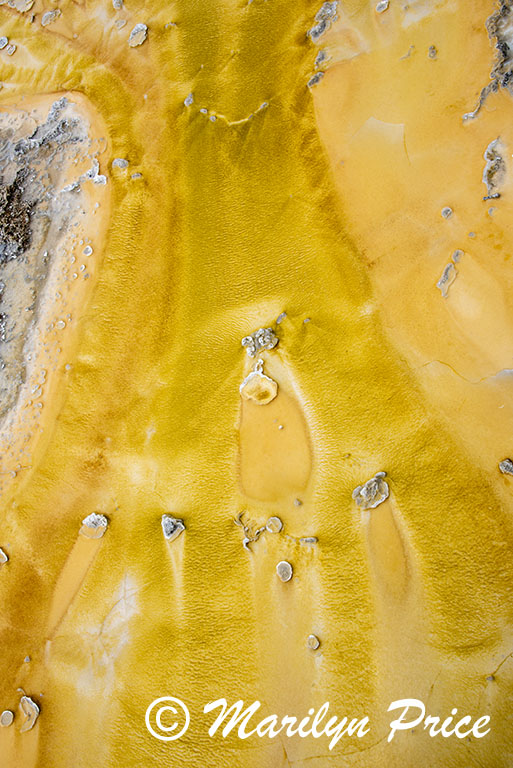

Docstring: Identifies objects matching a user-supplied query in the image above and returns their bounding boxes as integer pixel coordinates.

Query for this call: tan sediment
[365,500,409,600]
[238,377,312,502]
[311,0,513,758]
[45,533,106,637]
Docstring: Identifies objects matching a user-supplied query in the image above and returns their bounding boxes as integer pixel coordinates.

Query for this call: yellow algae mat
[0,1,512,766]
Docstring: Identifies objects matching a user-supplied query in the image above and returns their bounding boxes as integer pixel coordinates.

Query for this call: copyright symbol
[145,697,190,742]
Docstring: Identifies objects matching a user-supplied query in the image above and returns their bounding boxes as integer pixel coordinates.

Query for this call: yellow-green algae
[0,1,512,766]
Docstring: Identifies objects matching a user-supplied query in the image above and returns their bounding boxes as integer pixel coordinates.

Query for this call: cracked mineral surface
[0,97,108,425]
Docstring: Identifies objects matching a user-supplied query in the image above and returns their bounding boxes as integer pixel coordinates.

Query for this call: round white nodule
[0,710,14,727]
[266,516,283,534]
[276,560,293,582]
[307,634,321,651]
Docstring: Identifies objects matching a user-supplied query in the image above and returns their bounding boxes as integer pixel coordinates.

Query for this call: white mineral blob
[266,516,283,533]
[128,23,148,47]
[437,262,457,298]
[0,710,14,727]
[112,158,129,169]
[276,560,293,582]
[241,327,278,357]
[19,696,39,733]
[499,458,513,476]
[239,361,278,406]
[41,8,61,26]
[307,1,338,42]
[307,634,320,650]
[161,515,185,542]
[80,512,109,539]
[352,471,389,510]
[14,0,34,11]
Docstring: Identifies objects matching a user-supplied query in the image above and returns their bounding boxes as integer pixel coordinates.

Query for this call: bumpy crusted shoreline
[0,98,102,420]
[464,0,513,118]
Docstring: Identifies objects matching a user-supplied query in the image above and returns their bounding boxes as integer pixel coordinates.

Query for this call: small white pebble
[0,38,7,50]
[112,158,128,169]
[276,560,293,582]
[353,471,389,509]
[6,44,16,56]
[499,458,513,476]
[14,0,34,11]
[266,516,283,534]
[376,0,389,12]
[80,512,108,539]
[41,8,61,26]
[161,515,185,541]
[83,245,93,256]
[128,22,148,47]
[112,0,123,8]
[0,711,14,727]
[441,206,453,219]
[307,634,320,650]
[200,108,208,114]
[184,93,194,107]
